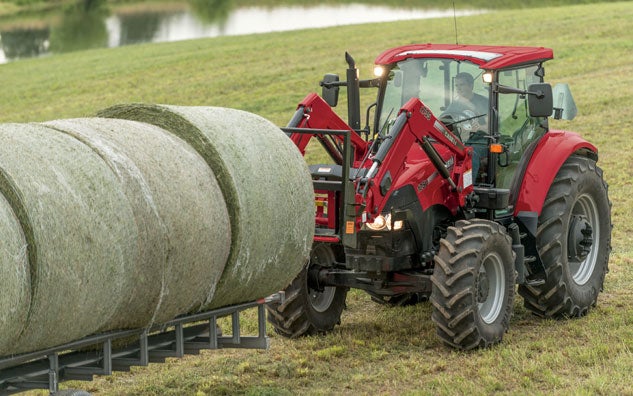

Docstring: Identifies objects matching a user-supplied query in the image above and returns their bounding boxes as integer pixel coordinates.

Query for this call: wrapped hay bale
[44,118,231,327]
[0,192,30,357]
[0,123,138,354]
[98,105,314,309]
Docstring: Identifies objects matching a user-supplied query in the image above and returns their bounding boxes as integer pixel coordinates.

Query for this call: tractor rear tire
[266,243,347,337]
[431,219,515,350]
[518,155,611,318]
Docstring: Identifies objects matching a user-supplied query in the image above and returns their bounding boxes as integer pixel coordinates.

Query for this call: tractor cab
[370,45,577,193]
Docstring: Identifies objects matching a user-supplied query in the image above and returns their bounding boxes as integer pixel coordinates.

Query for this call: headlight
[366,214,388,231]
[364,213,405,231]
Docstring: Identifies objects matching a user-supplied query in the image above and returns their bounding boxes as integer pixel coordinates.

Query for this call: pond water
[0,2,483,64]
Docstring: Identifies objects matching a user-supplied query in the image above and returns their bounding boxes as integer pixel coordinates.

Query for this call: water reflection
[0,0,482,63]
[116,11,163,45]
[0,28,49,60]
[189,0,232,25]
[49,0,109,52]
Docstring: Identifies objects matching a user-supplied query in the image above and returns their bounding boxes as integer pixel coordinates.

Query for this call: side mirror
[321,74,340,107]
[552,83,577,120]
[527,83,553,118]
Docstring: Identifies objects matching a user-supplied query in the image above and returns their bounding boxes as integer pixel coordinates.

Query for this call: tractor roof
[375,44,553,70]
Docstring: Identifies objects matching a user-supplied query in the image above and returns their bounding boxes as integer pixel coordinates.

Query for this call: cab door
[494,65,548,191]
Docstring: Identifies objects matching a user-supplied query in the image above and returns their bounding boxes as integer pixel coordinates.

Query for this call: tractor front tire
[431,219,515,350]
[518,155,611,318]
[266,243,347,338]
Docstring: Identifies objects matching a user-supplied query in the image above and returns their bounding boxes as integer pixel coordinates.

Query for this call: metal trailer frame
[0,293,283,395]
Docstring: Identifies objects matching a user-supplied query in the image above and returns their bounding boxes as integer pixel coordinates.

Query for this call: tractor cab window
[378,58,489,143]
[495,65,548,189]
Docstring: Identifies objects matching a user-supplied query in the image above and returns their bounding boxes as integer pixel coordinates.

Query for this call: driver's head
[455,72,475,99]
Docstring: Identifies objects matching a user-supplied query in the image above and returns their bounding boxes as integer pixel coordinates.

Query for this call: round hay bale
[45,118,231,327]
[98,105,314,309]
[0,191,30,357]
[0,123,138,354]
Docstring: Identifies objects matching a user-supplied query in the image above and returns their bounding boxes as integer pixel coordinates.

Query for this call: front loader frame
[283,127,358,250]
[0,293,283,395]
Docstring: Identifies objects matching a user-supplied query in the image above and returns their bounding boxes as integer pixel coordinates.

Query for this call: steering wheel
[440,110,481,140]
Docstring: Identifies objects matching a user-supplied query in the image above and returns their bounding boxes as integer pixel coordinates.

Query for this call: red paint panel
[514,130,597,216]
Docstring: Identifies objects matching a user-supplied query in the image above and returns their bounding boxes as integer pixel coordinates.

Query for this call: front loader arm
[288,93,369,164]
[360,98,474,215]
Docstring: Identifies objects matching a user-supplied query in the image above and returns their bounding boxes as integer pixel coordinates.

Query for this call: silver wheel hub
[309,286,336,313]
[477,253,505,324]
[568,194,600,285]
[308,245,337,313]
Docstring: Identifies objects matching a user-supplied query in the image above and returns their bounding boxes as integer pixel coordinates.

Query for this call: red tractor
[266,44,611,349]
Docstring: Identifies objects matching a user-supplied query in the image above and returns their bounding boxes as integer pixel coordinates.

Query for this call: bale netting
[0,123,138,355]
[0,191,30,357]
[98,104,315,309]
[44,118,231,328]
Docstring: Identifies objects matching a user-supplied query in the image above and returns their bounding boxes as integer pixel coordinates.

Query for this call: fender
[513,130,598,216]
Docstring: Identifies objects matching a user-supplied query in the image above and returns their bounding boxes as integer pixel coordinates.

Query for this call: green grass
[3,1,633,394]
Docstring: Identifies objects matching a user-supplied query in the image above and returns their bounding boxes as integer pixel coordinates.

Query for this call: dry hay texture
[44,118,231,328]
[98,104,315,309]
[0,191,29,354]
[0,105,313,357]
[0,123,139,355]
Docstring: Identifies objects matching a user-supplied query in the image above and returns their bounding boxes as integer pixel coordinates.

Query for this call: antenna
[453,1,458,44]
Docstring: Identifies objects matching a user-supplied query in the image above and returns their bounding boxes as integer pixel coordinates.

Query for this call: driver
[443,72,488,138]
[442,72,489,180]
[447,72,488,117]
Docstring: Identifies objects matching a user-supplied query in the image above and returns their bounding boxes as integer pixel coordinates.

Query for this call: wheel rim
[308,244,337,313]
[477,252,505,324]
[309,286,336,313]
[568,193,600,285]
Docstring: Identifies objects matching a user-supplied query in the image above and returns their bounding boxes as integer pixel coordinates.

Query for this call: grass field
[2,1,632,395]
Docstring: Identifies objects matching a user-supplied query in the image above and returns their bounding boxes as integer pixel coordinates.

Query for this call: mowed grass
[2,1,632,395]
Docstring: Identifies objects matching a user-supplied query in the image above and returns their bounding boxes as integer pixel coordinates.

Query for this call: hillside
[2,1,632,394]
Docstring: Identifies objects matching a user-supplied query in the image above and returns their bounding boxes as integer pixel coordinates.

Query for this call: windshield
[377,58,488,139]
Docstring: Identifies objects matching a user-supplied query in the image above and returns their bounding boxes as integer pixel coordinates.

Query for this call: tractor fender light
[490,144,504,154]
